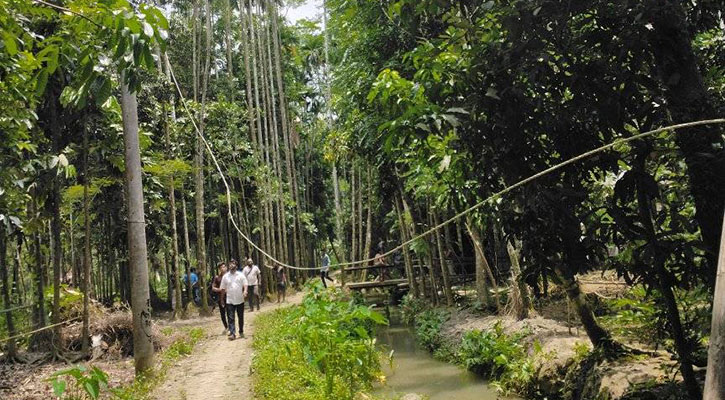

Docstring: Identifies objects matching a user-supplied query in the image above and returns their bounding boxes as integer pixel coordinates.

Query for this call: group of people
[210,258,288,340]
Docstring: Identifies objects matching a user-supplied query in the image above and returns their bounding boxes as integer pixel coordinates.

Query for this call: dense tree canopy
[1,0,724,398]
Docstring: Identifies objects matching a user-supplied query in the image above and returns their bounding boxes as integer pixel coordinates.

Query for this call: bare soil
[438,272,680,399]
[0,291,302,400]
[152,292,303,400]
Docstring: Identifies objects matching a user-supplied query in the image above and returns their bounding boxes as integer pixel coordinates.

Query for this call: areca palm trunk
[1,229,17,359]
[363,168,373,264]
[507,239,531,319]
[30,197,45,329]
[239,0,256,147]
[395,196,418,297]
[224,0,234,100]
[432,209,453,306]
[120,76,154,374]
[263,5,287,265]
[81,124,91,356]
[194,0,212,315]
[350,166,357,263]
[357,166,364,261]
[269,0,300,267]
[163,102,183,319]
[465,219,493,308]
[181,194,193,306]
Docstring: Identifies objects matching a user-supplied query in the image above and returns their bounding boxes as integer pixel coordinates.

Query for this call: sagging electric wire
[167,55,725,272]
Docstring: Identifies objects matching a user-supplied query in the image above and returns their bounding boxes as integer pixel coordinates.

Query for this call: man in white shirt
[220,261,248,340]
[242,258,261,311]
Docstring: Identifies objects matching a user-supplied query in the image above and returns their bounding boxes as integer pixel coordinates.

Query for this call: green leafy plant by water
[252,284,387,400]
[414,308,450,353]
[456,322,535,394]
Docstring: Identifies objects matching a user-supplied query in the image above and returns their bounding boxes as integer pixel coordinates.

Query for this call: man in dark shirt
[211,262,228,335]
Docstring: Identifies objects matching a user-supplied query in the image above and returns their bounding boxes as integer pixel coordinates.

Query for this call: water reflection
[375,325,513,400]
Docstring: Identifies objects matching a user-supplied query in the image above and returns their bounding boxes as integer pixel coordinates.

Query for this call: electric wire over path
[168,62,725,270]
[29,0,725,272]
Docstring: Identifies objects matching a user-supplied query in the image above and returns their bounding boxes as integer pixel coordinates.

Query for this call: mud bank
[403,289,692,400]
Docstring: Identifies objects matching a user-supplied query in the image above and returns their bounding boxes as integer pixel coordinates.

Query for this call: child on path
[220,260,248,340]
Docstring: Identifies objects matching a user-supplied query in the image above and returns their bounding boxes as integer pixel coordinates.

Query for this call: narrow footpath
[153,291,303,400]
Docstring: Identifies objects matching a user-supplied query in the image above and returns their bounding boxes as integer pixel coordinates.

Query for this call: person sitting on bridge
[373,251,388,282]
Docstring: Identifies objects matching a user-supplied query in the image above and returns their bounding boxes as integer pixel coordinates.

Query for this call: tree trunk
[704,211,725,400]
[632,154,700,399]
[395,196,418,297]
[465,219,492,308]
[69,211,76,287]
[363,168,372,263]
[224,0,233,100]
[50,161,62,353]
[181,194,193,307]
[357,167,364,262]
[81,124,91,356]
[350,165,357,263]
[658,277,700,399]
[432,209,453,306]
[507,239,531,320]
[164,107,183,320]
[239,0,256,147]
[11,234,21,303]
[647,0,725,286]
[31,197,46,329]
[323,0,344,262]
[555,266,618,352]
[0,229,17,359]
[193,0,212,316]
[120,77,154,374]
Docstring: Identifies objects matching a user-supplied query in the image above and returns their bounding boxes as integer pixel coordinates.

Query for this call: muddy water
[374,325,515,400]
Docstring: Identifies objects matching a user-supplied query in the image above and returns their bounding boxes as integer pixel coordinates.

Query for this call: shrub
[456,322,535,394]
[414,308,449,352]
[400,294,427,325]
[252,285,387,400]
[49,365,109,400]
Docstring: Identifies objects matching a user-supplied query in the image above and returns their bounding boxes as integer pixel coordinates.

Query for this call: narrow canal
[374,324,516,400]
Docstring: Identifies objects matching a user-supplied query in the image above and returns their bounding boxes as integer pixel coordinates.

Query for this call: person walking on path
[211,262,228,335]
[320,251,334,288]
[183,268,200,305]
[220,261,248,340]
[242,258,262,311]
[275,264,288,303]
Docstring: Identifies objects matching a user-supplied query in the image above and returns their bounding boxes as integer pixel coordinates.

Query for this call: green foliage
[456,323,535,395]
[44,284,83,319]
[600,286,661,345]
[413,308,449,352]
[49,365,109,400]
[400,294,427,325]
[252,286,387,400]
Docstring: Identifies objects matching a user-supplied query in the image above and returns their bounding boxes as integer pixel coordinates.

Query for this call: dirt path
[153,292,303,400]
